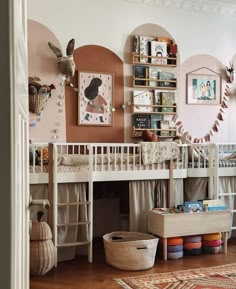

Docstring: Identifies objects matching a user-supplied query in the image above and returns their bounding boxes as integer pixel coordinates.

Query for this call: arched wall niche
[28,19,67,142]
[123,23,180,143]
[66,45,124,143]
[178,54,230,142]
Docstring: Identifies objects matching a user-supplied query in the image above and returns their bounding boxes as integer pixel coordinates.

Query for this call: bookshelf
[131,35,178,139]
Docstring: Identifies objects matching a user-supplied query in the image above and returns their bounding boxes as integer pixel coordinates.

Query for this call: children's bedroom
[27,0,236,288]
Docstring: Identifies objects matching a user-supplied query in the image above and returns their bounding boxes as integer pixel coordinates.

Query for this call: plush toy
[48,39,76,79]
[41,147,49,164]
[28,77,56,114]
[142,130,158,142]
[28,77,56,97]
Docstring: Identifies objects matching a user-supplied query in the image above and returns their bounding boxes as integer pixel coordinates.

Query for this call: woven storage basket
[103,231,159,271]
[29,92,49,114]
[30,220,55,276]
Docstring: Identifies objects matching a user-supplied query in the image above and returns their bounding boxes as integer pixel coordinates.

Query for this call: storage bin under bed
[103,231,159,271]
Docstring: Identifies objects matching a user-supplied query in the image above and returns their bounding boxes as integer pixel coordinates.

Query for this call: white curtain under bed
[129,179,183,233]
[30,183,89,262]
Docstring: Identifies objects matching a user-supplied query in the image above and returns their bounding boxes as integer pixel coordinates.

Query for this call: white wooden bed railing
[29,141,236,264]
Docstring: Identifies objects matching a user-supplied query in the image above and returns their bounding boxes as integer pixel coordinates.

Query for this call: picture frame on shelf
[78,71,113,126]
[186,73,222,105]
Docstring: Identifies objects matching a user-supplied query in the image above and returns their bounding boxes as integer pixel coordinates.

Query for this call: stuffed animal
[142,130,158,142]
[48,39,76,78]
[28,77,56,97]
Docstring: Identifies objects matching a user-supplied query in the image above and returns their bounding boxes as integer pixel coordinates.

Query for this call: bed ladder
[217,192,236,233]
[48,143,93,266]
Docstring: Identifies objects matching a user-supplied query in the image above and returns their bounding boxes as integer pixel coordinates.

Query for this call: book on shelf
[133,114,150,129]
[134,65,148,86]
[133,90,154,113]
[160,92,175,112]
[184,201,203,213]
[133,35,140,54]
[154,90,161,112]
[158,71,176,88]
[202,199,227,211]
[150,114,164,129]
[139,36,155,63]
[159,120,170,136]
[152,208,184,214]
[150,40,167,64]
[149,67,161,87]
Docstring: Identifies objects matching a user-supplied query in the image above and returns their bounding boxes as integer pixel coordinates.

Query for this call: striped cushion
[203,245,222,254]
[202,233,221,241]
[184,248,202,256]
[184,235,202,243]
[167,237,183,246]
[202,239,222,247]
[168,251,183,259]
[167,245,183,253]
[184,241,202,250]
[159,237,183,245]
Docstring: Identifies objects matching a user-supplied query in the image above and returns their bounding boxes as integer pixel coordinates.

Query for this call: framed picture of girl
[78,71,113,126]
[186,73,222,105]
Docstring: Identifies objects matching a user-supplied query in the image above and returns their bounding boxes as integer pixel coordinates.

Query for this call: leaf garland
[172,84,231,143]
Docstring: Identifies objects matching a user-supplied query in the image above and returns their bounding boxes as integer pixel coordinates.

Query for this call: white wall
[27,0,236,142]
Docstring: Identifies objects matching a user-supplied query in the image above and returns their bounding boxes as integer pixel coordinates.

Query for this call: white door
[0,0,29,288]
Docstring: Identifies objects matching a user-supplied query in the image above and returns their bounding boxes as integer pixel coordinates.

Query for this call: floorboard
[30,237,236,289]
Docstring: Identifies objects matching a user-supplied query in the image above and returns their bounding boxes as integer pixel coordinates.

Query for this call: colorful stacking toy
[202,233,222,254]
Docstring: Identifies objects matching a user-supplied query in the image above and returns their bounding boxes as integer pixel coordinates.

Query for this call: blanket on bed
[140,142,179,165]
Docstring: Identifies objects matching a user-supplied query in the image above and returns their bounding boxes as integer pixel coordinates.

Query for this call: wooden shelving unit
[131,37,178,139]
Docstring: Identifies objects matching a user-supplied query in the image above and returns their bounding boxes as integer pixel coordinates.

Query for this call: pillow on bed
[60,154,89,166]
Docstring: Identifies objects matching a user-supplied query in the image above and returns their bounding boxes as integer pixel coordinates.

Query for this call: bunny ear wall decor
[48,38,76,80]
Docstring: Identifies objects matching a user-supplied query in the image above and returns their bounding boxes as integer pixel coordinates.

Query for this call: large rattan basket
[103,231,159,271]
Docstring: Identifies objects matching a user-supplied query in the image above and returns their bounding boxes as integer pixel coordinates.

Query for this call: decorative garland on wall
[172,83,232,143]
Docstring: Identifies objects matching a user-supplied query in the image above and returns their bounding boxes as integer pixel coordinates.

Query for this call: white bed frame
[29,142,236,264]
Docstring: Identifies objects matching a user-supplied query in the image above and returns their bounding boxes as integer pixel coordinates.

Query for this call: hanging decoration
[172,81,232,143]
[48,38,76,80]
[226,61,235,83]
[28,76,56,115]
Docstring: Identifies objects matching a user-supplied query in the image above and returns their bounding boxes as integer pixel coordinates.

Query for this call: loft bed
[29,141,236,263]
[46,142,188,264]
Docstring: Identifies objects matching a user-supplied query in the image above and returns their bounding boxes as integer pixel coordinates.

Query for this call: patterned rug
[114,263,236,289]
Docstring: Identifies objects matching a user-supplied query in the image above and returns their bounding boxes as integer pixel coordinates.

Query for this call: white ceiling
[126,0,236,16]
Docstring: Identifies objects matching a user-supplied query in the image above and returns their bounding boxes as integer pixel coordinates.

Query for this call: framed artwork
[78,71,113,126]
[186,73,222,105]
[184,201,203,213]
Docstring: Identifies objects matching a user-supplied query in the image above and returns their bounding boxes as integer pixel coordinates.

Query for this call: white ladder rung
[231,226,236,230]
[57,221,90,227]
[57,241,90,247]
[57,201,90,206]
[219,193,236,196]
[231,209,236,213]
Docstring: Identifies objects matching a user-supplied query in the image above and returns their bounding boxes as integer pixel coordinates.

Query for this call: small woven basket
[103,231,158,271]
[29,92,49,114]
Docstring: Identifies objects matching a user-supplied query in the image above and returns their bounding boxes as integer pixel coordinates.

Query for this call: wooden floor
[30,238,236,289]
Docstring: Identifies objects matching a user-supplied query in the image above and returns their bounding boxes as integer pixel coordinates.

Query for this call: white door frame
[0,0,29,289]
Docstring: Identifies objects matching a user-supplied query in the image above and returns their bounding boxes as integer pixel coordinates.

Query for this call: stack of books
[202,199,227,211]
